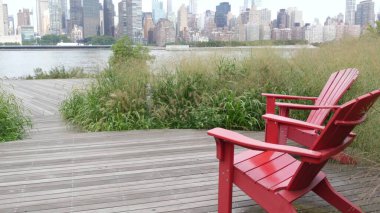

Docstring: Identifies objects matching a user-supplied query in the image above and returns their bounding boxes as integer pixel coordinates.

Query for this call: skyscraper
[8,16,15,35]
[215,2,231,28]
[287,7,303,28]
[119,0,142,42]
[189,0,198,14]
[37,0,49,36]
[276,9,289,29]
[143,12,154,41]
[152,0,165,23]
[0,0,5,36]
[17,9,32,27]
[103,0,115,36]
[345,0,356,25]
[49,0,62,34]
[70,0,83,30]
[2,4,8,35]
[355,0,375,27]
[244,0,249,10]
[177,4,188,36]
[61,0,67,32]
[167,0,172,14]
[83,0,100,37]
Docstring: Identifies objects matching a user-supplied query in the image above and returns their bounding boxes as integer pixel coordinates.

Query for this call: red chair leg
[217,142,235,213]
[313,178,362,213]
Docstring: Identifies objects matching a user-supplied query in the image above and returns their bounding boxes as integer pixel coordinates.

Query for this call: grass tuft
[0,86,31,142]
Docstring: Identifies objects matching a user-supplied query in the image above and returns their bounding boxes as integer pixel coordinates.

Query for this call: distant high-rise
[276,9,289,29]
[177,4,188,36]
[143,12,154,41]
[0,0,5,36]
[61,0,67,32]
[377,12,380,21]
[189,0,198,14]
[287,7,303,28]
[152,0,165,24]
[259,8,272,25]
[8,16,15,35]
[103,0,115,36]
[83,0,100,37]
[355,0,375,27]
[118,0,142,42]
[17,8,32,27]
[215,2,231,28]
[167,0,172,14]
[345,0,356,25]
[37,0,49,36]
[70,0,83,31]
[3,4,8,35]
[49,0,62,35]
[244,0,249,10]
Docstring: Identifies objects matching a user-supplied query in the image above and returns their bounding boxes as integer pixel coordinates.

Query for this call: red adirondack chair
[262,68,359,163]
[208,89,380,213]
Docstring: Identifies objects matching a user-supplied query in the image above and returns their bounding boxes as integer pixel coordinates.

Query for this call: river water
[0,46,311,78]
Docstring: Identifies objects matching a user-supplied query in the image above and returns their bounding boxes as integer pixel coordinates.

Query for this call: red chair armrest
[262,93,318,101]
[262,114,325,131]
[262,93,317,114]
[275,103,340,111]
[208,128,322,161]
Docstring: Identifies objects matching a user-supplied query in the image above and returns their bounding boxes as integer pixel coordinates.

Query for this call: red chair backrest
[307,68,359,125]
[288,89,380,191]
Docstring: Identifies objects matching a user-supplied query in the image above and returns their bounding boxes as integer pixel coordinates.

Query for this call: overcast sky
[3,0,380,28]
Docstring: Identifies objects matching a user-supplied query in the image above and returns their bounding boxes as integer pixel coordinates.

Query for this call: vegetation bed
[61,35,380,160]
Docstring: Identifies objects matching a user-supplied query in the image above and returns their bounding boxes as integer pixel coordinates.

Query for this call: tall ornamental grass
[61,36,380,159]
[0,86,31,142]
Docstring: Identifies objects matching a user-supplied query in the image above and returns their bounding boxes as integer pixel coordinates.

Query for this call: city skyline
[3,0,380,29]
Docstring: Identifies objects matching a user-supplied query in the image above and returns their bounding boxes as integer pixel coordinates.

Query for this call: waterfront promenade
[0,79,379,212]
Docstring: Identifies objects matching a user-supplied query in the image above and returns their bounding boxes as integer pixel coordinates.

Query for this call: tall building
[189,0,198,14]
[215,2,231,28]
[118,0,142,42]
[37,0,49,36]
[0,0,5,36]
[259,8,271,25]
[288,7,303,28]
[345,0,356,25]
[355,0,375,27]
[277,9,289,29]
[244,0,249,10]
[8,16,15,35]
[167,0,172,14]
[103,0,115,36]
[17,9,32,27]
[377,12,380,21]
[61,0,67,32]
[3,4,9,35]
[143,12,154,42]
[153,18,175,46]
[152,0,165,24]
[49,0,63,35]
[83,0,100,37]
[177,4,188,32]
[70,0,83,29]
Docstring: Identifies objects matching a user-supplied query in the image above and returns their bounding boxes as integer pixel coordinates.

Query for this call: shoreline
[0,44,316,51]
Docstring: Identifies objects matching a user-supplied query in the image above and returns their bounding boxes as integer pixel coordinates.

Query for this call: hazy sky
[3,0,380,28]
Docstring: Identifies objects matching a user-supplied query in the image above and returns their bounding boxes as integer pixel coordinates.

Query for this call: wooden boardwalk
[0,80,379,212]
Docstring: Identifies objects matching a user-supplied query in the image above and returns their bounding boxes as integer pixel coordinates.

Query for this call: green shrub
[61,36,153,131]
[27,66,91,79]
[0,87,31,142]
